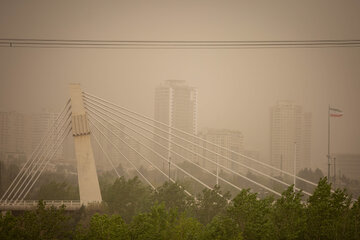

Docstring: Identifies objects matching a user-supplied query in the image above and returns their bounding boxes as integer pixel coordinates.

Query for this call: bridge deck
[0,200,82,211]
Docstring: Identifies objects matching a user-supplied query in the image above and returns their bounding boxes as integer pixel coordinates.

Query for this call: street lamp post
[328,105,331,183]
[294,142,297,191]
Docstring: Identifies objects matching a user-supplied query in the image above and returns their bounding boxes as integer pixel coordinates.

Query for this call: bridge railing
[0,200,82,211]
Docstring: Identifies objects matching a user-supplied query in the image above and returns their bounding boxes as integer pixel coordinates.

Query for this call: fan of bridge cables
[0,100,72,204]
[1,92,326,204]
[82,92,319,198]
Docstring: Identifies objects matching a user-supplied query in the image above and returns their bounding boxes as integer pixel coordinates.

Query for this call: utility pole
[167,124,171,182]
[168,156,171,181]
[333,157,336,188]
[0,160,2,195]
[327,106,343,184]
[280,154,283,177]
[294,142,297,190]
[216,148,219,186]
[327,105,331,183]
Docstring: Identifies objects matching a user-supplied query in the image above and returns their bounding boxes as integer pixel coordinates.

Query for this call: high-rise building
[155,80,197,134]
[154,80,198,168]
[28,111,63,161]
[0,110,66,164]
[198,128,244,170]
[302,112,312,170]
[0,111,27,162]
[270,101,312,175]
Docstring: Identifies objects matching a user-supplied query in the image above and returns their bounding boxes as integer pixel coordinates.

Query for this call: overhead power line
[1,38,360,49]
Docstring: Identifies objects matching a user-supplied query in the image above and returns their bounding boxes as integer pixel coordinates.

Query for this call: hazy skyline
[1,0,359,171]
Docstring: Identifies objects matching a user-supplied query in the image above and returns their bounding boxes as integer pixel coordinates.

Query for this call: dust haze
[1,0,360,171]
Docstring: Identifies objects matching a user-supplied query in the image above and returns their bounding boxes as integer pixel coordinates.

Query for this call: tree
[227,189,275,240]
[76,213,130,240]
[0,212,22,240]
[129,204,178,240]
[297,168,324,193]
[272,185,306,240]
[103,176,154,222]
[173,214,204,240]
[195,185,230,225]
[19,201,74,240]
[154,181,195,213]
[130,203,205,240]
[204,215,243,240]
[35,180,79,200]
[305,177,352,240]
[346,197,360,240]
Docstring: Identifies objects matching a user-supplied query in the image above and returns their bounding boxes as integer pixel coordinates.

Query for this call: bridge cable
[1,101,71,201]
[88,116,196,197]
[85,103,282,196]
[83,92,317,188]
[84,97,293,193]
[8,113,71,202]
[84,99,303,196]
[88,117,194,197]
[18,123,72,202]
[89,121,156,190]
[90,119,195,198]
[91,130,122,178]
[86,103,242,192]
[7,108,71,200]
[87,105,237,197]
[1,100,70,201]
[88,117,186,194]
[10,116,71,203]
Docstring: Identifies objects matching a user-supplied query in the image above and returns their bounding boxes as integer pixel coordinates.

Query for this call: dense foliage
[1,177,360,240]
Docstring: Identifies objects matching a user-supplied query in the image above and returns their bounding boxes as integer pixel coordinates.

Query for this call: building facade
[0,111,27,163]
[154,80,198,169]
[155,80,197,134]
[198,128,244,170]
[270,101,312,175]
[27,111,63,160]
[0,110,64,164]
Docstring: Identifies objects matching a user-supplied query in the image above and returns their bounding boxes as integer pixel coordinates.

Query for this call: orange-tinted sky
[0,0,359,171]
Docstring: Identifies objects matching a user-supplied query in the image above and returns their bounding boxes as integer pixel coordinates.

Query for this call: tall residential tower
[155,80,197,134]
[154,80,197,167]
[270,101,312,175]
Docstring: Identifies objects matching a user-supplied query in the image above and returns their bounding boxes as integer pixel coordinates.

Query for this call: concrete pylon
[69,83,102,205]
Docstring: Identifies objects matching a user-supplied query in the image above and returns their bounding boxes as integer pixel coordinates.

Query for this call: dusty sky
[0,0,359,171]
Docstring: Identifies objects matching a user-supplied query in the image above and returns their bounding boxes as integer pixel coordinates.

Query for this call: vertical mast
[69,83,102,205]
[328,105,331,183]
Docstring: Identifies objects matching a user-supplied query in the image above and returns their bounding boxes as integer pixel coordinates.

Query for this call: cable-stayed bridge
[0,84,319,211]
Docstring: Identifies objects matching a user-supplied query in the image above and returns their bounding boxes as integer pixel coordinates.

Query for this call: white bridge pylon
[69,83,102,205]
[0,83,102,209]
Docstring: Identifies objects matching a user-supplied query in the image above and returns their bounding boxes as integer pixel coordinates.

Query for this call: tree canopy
[1,177,360,240]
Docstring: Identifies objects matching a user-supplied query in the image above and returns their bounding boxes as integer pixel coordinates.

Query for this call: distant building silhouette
[270,101,312,175]
[0,111,26,162]
[333,153,360,182]
[28,111,63,160]
[0,110,64,164]
[154,80,197,171]
[198,128,244,169]
[197,128,261,178]
[155,80,197,134]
